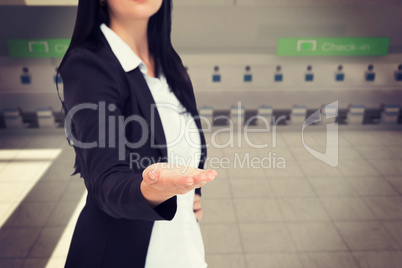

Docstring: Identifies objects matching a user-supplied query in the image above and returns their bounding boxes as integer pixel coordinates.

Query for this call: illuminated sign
[277,37,389,56]
[8,39,71,58]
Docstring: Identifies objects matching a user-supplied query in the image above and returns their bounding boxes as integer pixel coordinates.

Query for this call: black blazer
[60,33,206,267]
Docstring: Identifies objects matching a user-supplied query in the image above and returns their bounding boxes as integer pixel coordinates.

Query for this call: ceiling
[0,0,399,6]
[0,0,78,5]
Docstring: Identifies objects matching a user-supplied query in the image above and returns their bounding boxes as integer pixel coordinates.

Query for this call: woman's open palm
[142,163,216,196]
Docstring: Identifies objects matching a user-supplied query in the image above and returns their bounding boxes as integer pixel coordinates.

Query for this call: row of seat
[2,107,57,129]
[1,104,400,129]
[16,65,402,86]
[199,104,401,126]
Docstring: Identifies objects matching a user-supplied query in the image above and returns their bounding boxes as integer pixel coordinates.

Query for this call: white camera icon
[297,40,317,52]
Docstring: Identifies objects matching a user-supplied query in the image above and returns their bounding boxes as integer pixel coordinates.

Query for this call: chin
[110,0,163,20]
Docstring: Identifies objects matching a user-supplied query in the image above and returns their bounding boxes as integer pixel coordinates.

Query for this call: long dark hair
[57,0,194,114]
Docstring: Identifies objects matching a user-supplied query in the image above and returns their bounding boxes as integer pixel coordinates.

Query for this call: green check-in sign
[8,39,71,58]
[277,37,389,56]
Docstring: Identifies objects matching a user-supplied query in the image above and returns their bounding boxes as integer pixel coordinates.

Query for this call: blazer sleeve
[61,49,177,221]
[195,188,201,196]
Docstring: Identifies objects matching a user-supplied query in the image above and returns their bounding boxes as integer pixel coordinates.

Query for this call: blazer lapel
[126,68,168,159]
[126,66,207,169]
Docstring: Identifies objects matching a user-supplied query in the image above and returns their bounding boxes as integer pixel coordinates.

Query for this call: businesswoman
[58,0,216,267]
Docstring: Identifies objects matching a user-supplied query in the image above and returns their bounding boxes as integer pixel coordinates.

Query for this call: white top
[100,24,207,268]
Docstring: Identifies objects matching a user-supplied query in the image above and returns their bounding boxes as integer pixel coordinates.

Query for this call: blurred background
[0,0,401,267]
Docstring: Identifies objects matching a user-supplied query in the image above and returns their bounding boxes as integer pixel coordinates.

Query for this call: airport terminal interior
[0,0,402,267]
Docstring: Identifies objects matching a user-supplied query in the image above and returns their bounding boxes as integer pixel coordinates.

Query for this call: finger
[176,175,195,187]
[206,169,217,181]
[194,209,204,221]
[181,166,203,176]
[193,170,216,183]
[193,172,209,184]
[193,195,201,204]
[193,200,202,210]
[192,180,208,189]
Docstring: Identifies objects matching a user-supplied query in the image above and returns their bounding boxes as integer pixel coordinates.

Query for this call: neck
[108,17,151,65]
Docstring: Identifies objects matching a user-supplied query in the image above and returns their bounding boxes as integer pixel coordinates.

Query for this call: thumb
[143,166,159,185]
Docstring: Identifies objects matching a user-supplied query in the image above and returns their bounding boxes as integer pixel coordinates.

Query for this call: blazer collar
[100,23,148,74]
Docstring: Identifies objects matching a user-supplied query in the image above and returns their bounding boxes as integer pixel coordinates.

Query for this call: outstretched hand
[141,163,216,207]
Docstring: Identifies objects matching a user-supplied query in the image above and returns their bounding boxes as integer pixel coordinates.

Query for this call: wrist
[140,180,173,208]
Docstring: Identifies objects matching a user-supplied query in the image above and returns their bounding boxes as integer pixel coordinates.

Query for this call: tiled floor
[0,127,401,268]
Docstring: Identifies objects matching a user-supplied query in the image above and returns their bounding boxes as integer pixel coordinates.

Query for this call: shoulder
[60,43,129,91]
[60,47,129,107]
[60,47,116,79]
